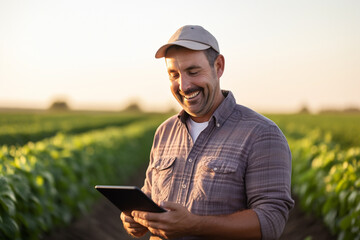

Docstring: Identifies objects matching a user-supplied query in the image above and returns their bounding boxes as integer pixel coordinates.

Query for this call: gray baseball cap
[155,25,220,58]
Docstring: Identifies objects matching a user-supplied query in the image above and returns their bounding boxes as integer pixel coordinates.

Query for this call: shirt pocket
[151,157,176,203]
[192,157,240,202]
[202,159,239,174]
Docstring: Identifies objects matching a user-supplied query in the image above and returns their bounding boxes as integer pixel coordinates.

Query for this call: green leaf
[355,179,360,188]
[322,198,336,215]
[0,215,19,238]
[339,214,353,230]
[324,209,337,230]
[9,175,31,201]
[42,171,55,186]
[348,191,358,206]
[0,177,16,202]
[29,195,43,215]
[0,197,16,216]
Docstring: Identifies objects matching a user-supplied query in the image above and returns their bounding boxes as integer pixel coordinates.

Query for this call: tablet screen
[95,185,166,213]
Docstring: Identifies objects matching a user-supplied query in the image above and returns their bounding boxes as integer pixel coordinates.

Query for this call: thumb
[161,201,183,211]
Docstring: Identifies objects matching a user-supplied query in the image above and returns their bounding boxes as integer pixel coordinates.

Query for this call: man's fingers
[124,221,143,228]
[132,210,162,222]
[120,211,149,237]
[120,213,136,223]
[148,227,166,238]
[133,215,152,228]
[132,213,164,230]
[120,212,134,221]
[121,212,148,229]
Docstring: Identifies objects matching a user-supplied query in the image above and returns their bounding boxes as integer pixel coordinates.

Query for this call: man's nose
[178,75,191,92]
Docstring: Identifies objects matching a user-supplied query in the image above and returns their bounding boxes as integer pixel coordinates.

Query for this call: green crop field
[267,113,360,240]
[0,111,150,146]
[0,111,170,239]
[0,111,359,240]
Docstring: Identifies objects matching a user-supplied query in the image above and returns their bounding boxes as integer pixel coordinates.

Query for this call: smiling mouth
[181,90,200,100]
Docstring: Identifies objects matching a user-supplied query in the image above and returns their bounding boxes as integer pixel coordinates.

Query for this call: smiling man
[166,46,224,123]
[120,25,294,240]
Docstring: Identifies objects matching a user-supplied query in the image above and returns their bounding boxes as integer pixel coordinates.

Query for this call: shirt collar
[177,90,237,127]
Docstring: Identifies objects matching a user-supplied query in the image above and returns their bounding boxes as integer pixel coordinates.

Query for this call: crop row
[268,113,360,148]
[267,114,360,239]
[0,112,148,146]
[0,115,166,239]
[287,128,360,240]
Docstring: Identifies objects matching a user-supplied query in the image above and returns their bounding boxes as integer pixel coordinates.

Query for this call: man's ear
[214,54,225,79]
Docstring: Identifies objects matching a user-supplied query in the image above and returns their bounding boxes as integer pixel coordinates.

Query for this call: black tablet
[95,185,166,213]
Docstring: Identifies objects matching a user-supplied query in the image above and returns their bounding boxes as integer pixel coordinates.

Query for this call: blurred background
[1,0,359,114]
[1,1,359,240]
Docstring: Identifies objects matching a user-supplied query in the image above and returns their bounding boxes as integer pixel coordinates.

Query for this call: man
[120,25,294,240]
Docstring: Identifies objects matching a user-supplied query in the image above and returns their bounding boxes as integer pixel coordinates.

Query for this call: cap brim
[155,40,211,58]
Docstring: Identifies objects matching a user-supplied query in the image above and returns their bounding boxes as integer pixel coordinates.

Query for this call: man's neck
[190,90,225,123]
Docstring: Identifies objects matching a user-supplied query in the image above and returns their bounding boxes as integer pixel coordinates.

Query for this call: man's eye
[188,71,199,76]
[169,74,179,80]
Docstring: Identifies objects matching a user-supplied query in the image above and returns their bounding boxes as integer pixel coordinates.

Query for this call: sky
[0,0,359,113]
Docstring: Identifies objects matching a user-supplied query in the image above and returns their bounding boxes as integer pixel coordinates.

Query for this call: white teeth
[184,91,200,99]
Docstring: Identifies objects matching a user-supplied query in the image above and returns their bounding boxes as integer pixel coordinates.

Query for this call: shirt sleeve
[141,145,155,198]
[141,163,152,198]
[246,125,294,240]
[141,123,163,198]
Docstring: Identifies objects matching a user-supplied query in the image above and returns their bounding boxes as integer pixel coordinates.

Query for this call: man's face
[165,47,223,122]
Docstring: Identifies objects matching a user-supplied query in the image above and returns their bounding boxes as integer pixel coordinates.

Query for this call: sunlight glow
[0,0,359,113]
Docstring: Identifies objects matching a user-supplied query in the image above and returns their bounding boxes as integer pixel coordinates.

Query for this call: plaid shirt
[142,91,294,240]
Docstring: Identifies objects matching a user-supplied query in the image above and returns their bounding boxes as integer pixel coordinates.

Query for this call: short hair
[165,45,219,68]
[204,47,220,68]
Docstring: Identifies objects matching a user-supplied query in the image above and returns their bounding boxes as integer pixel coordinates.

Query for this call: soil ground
[43,166,337,240]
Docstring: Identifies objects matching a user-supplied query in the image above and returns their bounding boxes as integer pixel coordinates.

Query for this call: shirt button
[182,184,187,189]
[188,158,193,163]
[213,167,218,171]
[216,123,220,127]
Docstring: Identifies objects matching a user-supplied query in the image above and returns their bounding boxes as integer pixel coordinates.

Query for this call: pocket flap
[203,158,238,173]
[152,157,176,171]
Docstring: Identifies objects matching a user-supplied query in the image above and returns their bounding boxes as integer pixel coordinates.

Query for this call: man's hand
[130,202,261,240]
[132,202,197,239]
[120,211,149,237]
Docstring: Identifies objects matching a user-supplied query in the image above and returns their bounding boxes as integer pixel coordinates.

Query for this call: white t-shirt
[186,117,209,142]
